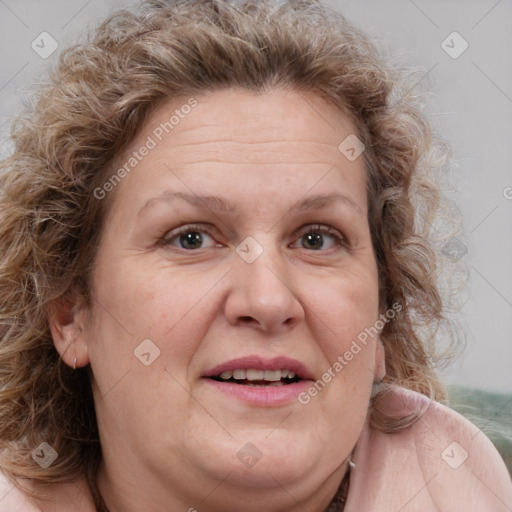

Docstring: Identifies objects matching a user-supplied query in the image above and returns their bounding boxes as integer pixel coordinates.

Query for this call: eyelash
[159,223,348,252]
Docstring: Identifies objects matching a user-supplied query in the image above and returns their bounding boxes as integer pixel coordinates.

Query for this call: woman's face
[80,89,382,506]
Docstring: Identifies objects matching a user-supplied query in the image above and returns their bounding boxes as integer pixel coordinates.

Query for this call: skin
[50,88,384,511]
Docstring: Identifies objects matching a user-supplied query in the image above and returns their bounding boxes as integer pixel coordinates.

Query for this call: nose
[223,243,305,334]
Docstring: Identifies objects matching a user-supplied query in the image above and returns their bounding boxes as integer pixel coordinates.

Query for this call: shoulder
[0,471,95,512]
[413,386,512,509]
[0,473,41,512]
[347,385,512,512]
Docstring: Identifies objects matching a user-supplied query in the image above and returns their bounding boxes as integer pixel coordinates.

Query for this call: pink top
[346,386,512,511]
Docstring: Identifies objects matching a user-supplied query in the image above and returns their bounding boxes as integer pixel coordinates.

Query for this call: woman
[0,1,510,510]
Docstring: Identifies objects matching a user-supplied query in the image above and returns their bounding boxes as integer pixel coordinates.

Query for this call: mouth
[210,368,302,387]
[202,356,313,405]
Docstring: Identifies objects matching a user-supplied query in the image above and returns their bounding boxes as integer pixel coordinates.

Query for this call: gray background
[1,0,511,392]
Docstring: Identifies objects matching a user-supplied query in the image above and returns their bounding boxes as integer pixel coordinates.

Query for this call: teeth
[217,369,297,381]
[233,369,246,380]
[246,369,264,381]
[263,370,281,382]
[246,381,284,387]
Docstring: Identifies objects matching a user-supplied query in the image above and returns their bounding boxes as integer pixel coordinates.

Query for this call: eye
[160,223,220,250]
[291,224,346,251]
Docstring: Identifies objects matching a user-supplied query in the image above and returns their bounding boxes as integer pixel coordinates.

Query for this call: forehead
[148,88,357,156]
[104,88,368,218]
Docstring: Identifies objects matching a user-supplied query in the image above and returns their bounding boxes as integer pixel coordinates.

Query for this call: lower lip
[203,378,312,406]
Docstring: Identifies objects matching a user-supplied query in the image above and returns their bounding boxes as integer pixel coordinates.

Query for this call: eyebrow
[138,190,363,217]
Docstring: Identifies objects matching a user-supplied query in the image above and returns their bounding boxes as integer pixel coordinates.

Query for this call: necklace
[92,462,351,512]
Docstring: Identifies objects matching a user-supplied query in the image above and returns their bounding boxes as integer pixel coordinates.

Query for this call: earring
[348,457,356,469]
[73,357,77,370]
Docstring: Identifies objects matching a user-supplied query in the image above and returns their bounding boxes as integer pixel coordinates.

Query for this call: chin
[192,429,324,489]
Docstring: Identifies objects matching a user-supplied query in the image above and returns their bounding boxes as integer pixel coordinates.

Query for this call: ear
[47,296,91,369]
[374,338,386,382]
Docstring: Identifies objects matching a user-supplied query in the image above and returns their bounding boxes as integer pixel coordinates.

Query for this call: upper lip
[202,355,314,380]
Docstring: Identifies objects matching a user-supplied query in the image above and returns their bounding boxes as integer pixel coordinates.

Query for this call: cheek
[86,260,221,424]
[303,265,379,352]
[298,263,379,413]
[89,258,223,369]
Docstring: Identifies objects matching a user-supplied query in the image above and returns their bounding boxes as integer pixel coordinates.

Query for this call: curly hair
[0,0,459,489]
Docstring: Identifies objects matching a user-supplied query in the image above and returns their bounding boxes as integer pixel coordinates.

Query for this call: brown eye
[178,231,204,250]
[292,224,346,251]
[161,224,219,250]
[301,231,325,250]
